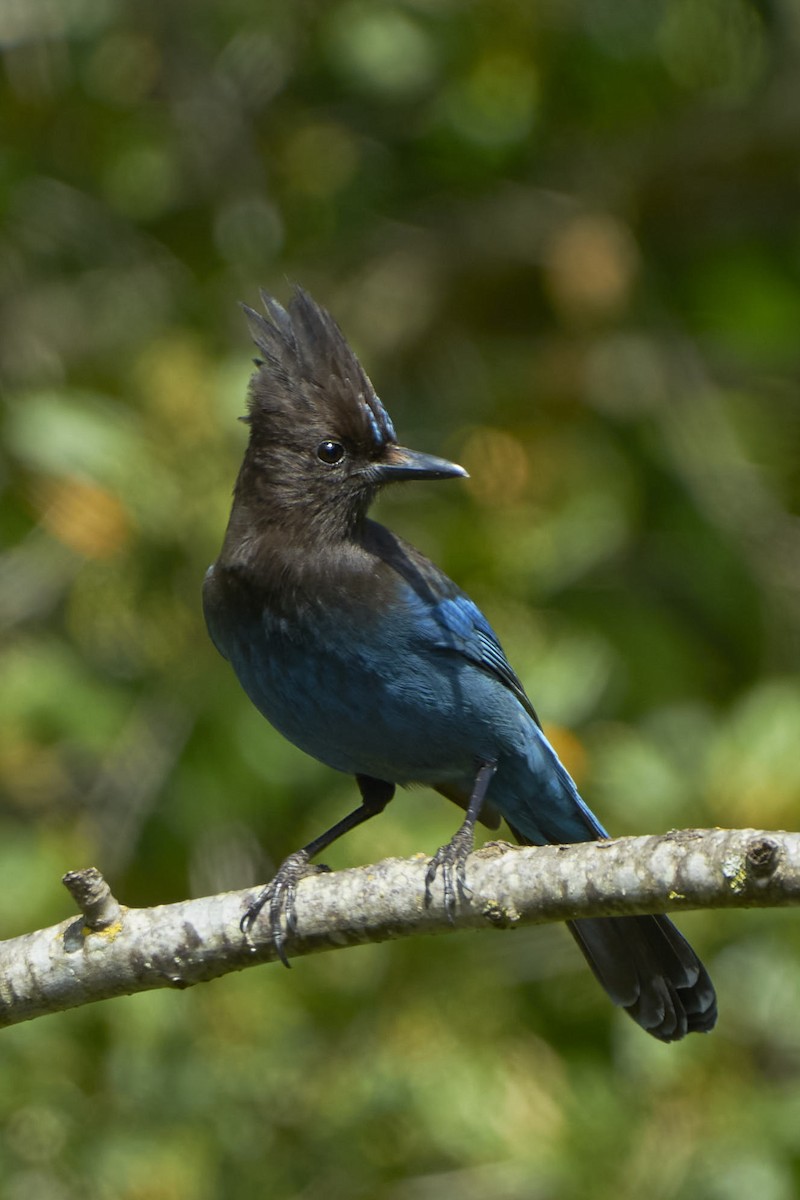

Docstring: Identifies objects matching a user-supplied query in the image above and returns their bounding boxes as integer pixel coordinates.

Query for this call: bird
[203,286,717,1042]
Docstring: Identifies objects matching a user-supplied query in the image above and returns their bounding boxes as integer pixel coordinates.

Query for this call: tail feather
[506,821,717,1041]
[568,914,717,1042]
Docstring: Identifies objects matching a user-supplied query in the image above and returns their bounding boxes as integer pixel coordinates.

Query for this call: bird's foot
[425,824,475,920]
[240,850,330,967]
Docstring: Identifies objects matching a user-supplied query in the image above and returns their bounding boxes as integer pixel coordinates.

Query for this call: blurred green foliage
[1,0,800,1196]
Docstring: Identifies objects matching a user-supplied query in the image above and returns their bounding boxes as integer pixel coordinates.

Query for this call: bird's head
[235,288,466,539]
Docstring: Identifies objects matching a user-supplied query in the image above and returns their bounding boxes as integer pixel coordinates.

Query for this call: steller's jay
[203,287,717,1041]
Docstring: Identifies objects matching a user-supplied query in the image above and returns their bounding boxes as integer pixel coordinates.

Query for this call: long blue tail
[496,734,717,1040]
[506,809,718,1040]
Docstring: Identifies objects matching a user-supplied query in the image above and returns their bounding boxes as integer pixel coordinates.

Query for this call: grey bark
[0,827,797,1028]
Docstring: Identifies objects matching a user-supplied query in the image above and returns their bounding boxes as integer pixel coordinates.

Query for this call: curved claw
[425,760,494,919]
[424,825,475,920]
[240,849,321,966]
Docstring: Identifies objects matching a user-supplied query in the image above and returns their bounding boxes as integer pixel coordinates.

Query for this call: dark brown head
[232,287,465,540]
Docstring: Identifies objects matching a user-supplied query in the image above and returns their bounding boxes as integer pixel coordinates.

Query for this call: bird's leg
[240,775,395,966]
[425,761,497,919]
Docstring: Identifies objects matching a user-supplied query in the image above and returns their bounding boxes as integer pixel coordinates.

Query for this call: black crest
[243,288,396,453]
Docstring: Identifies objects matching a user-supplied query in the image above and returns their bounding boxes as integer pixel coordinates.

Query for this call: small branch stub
[62,867,123,931]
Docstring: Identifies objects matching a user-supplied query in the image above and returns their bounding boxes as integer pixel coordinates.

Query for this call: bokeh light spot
[459,427,530,508]
[327,3,438,97]
[33,475,131,559]
[281,122,360,199]
[442,52,538,146]
[543,214,639,324]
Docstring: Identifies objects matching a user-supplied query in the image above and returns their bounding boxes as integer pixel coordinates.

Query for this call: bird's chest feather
[246,609,473,774]
[207,571,509,780]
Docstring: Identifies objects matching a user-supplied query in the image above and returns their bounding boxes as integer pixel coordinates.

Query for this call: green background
[2,1,800,1196]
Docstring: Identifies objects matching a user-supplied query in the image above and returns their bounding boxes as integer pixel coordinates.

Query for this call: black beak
[372,445,468,483]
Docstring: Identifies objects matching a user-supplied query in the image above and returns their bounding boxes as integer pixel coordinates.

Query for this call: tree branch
[1,827,798,1028]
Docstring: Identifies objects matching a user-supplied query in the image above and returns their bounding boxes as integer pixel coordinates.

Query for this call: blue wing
[432,593,542,726]
[364,521,540,725]
[364,521,607,843]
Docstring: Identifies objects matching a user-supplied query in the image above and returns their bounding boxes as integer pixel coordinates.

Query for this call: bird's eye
[317,440,345,465]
